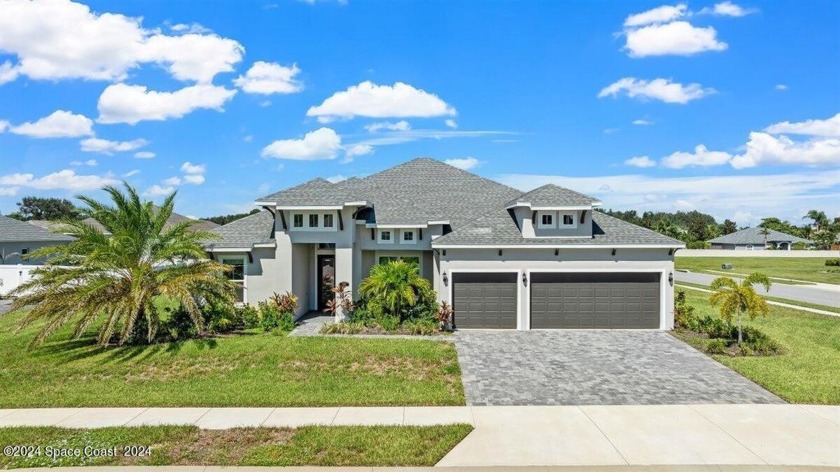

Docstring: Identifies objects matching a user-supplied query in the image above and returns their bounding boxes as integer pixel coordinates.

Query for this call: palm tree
[11,183,236,346]
[358,259,431,320]
[759,226,771,249]
[804,210,829,233]
[709,273,772,343]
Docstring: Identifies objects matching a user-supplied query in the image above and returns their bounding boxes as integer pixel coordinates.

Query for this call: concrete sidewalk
[1,404,837,467]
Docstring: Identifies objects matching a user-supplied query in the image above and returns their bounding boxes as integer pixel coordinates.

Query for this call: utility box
[721,263,733,270]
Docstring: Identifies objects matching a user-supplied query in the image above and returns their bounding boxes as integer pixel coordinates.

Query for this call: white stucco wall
[435,247,676,330]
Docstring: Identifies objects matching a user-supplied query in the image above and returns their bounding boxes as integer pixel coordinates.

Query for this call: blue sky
[0,0,838,225]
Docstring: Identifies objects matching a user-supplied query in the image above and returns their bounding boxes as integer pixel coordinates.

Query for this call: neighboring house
[27,210,219,236]
[708,227,811,250]
[0,215,74,265]
[206,158,684,330]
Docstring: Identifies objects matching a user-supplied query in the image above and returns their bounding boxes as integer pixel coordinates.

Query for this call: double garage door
[452,272,660,329]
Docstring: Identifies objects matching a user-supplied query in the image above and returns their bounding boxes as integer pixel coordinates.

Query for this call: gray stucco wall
[512,208,594,239]
[0,241,69,265]
[436,247,676,330]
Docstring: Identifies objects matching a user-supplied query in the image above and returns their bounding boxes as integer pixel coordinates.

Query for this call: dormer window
[537,211,556,228]
[309,214,319,227]
[293,214,303,228]
[323,213,334,228]
[402,230,416,244]
[560,213,576,228]
[378,230,393,244]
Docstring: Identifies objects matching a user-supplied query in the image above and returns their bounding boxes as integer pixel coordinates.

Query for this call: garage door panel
[453,273,517,329]
[530,272,660,329]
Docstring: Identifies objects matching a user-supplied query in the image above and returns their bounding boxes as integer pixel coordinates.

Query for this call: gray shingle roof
[708,227,810,245]
[205,210,275,249]
[0,215,75,243]
[506,184,601,208]
[433,210,684,247]
[259,158,522,227]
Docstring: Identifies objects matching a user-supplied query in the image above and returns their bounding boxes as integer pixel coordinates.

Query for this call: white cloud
[763,113,840,137]
[730,132,840,169]
[598,77,714,104]
[348,129,516,148]
[123,169,140,177]
[259,101,271,108]
[624,21,727,57]
[134,151,156,159]
[0,120,9,133]
[307,81,456,122]
[699,1,756,17]
[326,175,348,183]
[0,61,19,85]
[444,157,480,170]
[497,171,840,224]
[80,137,148,154]
[364,120,411,132]
[0,169,118,190]
[624,4,687,27]
[170,23,212,34]
[143,184,175,197]
[163,176,182,186]
[345,144,373,157]
[97,83,237,124]
[183,174,205,185]
[603,128,620,134]
[775,84,788,91]
[9,110,93,138]
[624,156,656,168]
[0,187,19,196]
[632,119,654,125]
[0,0,243,84]
[261,127,342,160]
[661,145,734,168]
[445,119,458,129]
[181,162,206,174]
[234,61,303,94]
[70,159,97,167]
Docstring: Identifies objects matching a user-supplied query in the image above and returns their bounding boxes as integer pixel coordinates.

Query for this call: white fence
[0,264,38,297]
[676,249,840,258]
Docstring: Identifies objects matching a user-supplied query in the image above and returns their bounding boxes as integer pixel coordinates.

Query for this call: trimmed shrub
[825,258,840,267]
[376,315,401,332]
[697,315,732,339]
[238,304,261,329]
[674,290,698,329]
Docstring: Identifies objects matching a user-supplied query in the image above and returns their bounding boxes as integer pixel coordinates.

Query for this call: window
[538,212,555,228]
[378,230,393,243]
[293,214,303,228]
[221,257,245,303]
[560,213,576,228]
[402,230,415,243]
[309,214,319,228]
[323,213,334,228]
[21,248,29,255]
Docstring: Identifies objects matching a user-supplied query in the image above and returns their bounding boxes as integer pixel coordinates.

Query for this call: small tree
[709,273,772,343]
[10,196,80,221]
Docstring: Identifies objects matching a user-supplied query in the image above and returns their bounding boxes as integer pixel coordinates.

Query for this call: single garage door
[453,273,518,329]
[530,273,660,329]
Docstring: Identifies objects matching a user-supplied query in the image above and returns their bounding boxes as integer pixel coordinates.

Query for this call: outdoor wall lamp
[442,272,449,286]
[522,272,528,287]
[668,271,674,286]
[611,248,617,256]
[498,249,503,256]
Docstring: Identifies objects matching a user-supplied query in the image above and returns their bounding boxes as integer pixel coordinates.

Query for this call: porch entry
[317,254,336,310]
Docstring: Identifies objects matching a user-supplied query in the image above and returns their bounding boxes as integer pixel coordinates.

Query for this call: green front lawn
[674,289,840,404]
[0,424,472,468]
[0,310,464,407]
[675,256,840,285]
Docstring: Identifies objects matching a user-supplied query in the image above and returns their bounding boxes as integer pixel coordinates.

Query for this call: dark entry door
[317,255,336,310]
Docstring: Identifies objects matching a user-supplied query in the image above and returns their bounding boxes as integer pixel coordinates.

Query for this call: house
[205,158,684,330]
[708,227,810,250]
[0,215,74,264]
[27,210,219,237]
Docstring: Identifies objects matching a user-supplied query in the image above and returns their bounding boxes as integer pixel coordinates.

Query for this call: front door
[317,255,336,310]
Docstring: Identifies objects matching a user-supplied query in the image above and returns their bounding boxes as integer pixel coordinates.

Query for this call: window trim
[378,229,394,244]
[559,212,577,229]
[401,229,416,244]
[323,213,334,228]
[220,256,247,304]
[289,211,338,231]
[292,213,304,228]
[537,211,556,229]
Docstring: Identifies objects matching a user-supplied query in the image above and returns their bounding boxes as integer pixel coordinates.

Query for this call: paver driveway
[453,330,783,406]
